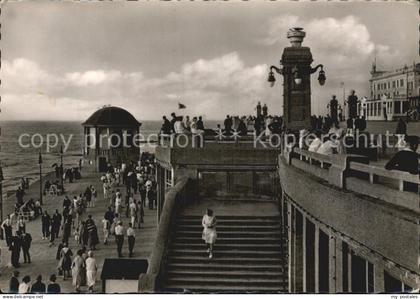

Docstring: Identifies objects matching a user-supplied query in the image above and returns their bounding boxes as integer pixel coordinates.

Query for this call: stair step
[170,249,283,258]
[180,215,281,220]
[172,243,285,251]
[178,220,281,226]
[176,225,281,232]
[176,232,281,238]
[166,270,285,279]
[174,237,284,244]
[163,283,286,293]
[167,263,285,272]
[165,276,287,285]
[169,256,284,265]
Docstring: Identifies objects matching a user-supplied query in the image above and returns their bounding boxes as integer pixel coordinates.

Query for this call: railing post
[399,180,404,191]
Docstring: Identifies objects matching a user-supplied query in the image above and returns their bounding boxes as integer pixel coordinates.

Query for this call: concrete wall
[279,156,419,274]
[156,145,280,167]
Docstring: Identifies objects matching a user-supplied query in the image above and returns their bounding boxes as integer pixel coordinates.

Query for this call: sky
[1,1,418,121]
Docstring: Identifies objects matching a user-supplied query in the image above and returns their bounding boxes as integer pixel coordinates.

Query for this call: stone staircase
[162,215,288,293]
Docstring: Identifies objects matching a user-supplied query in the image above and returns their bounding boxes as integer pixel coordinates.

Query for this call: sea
[0,120,418,195]
[0,120,220,195]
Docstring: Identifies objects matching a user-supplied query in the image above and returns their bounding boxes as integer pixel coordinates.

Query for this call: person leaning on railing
[385,135,419,192]
[385,135,419,175]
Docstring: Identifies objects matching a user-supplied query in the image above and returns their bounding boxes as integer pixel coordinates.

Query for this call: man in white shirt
[308,132,323,152]
[115,194,122,215]
[129,200,137,228]
[18,276,31,294]
[317,135,338,155]
[115,221,124,257]
[127,223,136,258]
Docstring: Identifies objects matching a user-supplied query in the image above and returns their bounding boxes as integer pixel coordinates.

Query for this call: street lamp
[268,64,326,87]
[39,152,43,205]
[60,145,65,193]
[0,164,4,224]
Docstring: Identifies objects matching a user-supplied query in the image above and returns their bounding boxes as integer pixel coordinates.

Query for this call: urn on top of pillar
[287,27,306,47]
[268,27,326,132]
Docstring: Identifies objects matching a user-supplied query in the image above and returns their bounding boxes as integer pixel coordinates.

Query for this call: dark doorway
[98,157,108,172]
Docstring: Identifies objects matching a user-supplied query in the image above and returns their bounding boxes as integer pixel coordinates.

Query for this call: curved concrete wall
[279,156,419,274]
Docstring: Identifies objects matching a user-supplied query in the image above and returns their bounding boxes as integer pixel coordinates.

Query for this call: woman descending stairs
[162,214,288,293]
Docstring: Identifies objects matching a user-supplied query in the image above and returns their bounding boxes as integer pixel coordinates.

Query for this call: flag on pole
[178,102,186,109]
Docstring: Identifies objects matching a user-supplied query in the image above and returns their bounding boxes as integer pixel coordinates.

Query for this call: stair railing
[138,177,192,293]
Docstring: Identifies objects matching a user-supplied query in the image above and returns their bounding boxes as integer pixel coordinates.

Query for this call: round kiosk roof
[82,106,141,127]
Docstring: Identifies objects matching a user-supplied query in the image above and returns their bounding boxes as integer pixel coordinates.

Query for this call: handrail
[349,161,419,191]
[293,147,333,167]
[138,177,190,293]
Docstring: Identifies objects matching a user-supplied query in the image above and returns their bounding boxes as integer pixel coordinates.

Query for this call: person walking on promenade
[395,118,407,135]
[84,186,92,208]
[10,232,22,268]
[71,250,85,292]
[47,274,61,294]
[52,209,62,239]
[129,199,137,228]
[202,209,217,259]
[136,199,144,228]
[91,186,97,207]
[18,275,31,294]
[115,191,122,215]
[127,222,136,257]
[9,271,19,293]
[16,217,26,235]
[1,216,13,247]
[85,251,97,293]
[59,243,73,281]
[102,216,110,245]
[115,221,124,257]
[41,211,51,240]
[30,275,46,293]
[20,231,32,264]
[62,215,72,245]
[85,215,99,251]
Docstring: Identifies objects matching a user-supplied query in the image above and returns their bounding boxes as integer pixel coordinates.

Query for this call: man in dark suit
[21,232,32,264]
[385,135,419,192]
[385,135,419,174]
[10,233,22,268]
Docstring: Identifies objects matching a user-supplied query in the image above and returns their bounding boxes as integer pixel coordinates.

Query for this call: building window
[395,101,401,114]
[403,101,409,113]
[400,79,404,87]
[387,82,390,89]
[392,81,396,88]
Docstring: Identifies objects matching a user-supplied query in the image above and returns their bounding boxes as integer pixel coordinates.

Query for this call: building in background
[82,106,142,172]
[361,62,420,121]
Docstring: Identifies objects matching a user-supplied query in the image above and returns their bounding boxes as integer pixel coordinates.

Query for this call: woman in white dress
[202,209,217,259]
[85,251,97,293]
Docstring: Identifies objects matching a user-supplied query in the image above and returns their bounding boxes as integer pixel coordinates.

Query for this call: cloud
[262,15,398,67]
[1,53,269,120]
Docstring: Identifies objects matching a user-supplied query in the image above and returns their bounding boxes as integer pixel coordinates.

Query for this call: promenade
[0,167,158,293]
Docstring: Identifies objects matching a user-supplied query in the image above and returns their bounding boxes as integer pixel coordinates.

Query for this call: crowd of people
[0,153,157,294]
[160,102,284,138]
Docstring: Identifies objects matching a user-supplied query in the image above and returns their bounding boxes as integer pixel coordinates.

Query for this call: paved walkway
[0,167,157,293]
